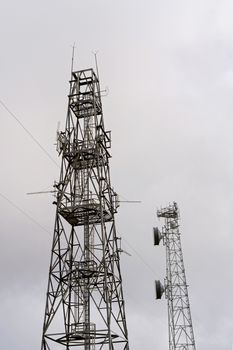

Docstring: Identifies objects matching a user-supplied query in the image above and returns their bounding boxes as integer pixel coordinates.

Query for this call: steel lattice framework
[41,68,129,350]
[154,202,196,350]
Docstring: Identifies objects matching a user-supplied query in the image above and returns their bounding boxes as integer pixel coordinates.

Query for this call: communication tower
[153,202,196,350]
[41,68,129,350]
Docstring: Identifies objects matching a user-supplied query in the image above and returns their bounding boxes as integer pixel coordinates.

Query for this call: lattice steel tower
[41,68,129,350]
[153,202,196,350]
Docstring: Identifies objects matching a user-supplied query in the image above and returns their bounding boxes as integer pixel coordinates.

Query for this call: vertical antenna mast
[153,202,196,350]
[41,67,129,350]
[92,51,99,81]
[71,43,76,77]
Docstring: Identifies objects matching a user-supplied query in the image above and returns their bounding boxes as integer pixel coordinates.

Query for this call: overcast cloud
[1,1,233,349]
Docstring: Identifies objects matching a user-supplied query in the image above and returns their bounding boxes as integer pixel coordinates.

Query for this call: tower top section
[70,68,99,86]
[157,201,179,219]
[69,68,102,120]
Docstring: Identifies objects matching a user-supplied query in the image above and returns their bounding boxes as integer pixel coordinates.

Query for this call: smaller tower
[153,202,196,350]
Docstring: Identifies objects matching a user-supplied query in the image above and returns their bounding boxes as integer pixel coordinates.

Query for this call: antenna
[117,193,141,204]
[54,121,60,146]
[92,50,100,80]
[71,42,76,76]
[27,182,58,196]
[56,121,60,134]
[91,51,109,97]
[118,200,141,203]
[27,190,56,195]
[118,237,132,256]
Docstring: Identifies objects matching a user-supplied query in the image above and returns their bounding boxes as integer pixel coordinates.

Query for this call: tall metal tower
[153,202,196,350]
[41,68,129,350]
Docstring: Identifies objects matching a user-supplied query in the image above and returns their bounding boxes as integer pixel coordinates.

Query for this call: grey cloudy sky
[1,0,233,349]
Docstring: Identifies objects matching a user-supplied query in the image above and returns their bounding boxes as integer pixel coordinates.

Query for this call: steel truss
[41,69,129,350]
[154,202,196,350]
